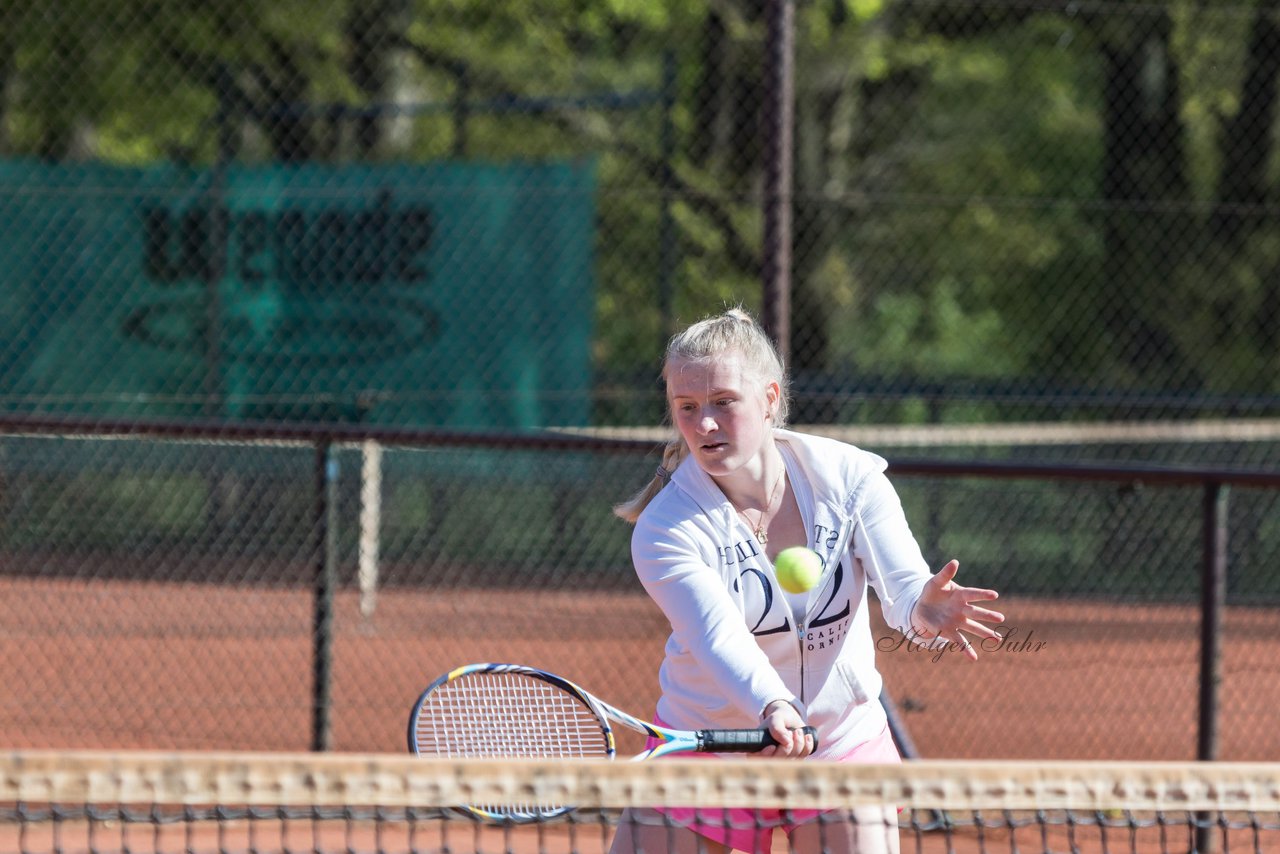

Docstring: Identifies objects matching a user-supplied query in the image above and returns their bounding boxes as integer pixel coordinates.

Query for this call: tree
[2,0,1279,423]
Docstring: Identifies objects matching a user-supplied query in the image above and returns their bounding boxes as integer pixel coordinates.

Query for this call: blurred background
[0,0,1277,761]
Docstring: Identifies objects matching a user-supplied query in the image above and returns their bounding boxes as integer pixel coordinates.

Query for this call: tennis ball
[774,546,822,594]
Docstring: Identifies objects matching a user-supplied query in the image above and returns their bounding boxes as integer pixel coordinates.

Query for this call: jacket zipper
[792,533,847,709]
[795,616,807,705]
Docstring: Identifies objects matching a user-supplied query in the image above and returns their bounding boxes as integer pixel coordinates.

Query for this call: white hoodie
[631,429,933,759]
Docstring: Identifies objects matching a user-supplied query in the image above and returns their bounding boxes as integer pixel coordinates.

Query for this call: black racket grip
[698,725,819,753]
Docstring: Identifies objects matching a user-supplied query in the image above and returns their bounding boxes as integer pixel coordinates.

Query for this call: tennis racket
[407,662,817,822]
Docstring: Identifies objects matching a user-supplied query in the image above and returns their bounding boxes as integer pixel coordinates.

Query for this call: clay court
[0,573,1277,854]
[1,575,1276,761]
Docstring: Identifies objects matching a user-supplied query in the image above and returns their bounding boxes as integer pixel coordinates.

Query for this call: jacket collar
[666,428,886,520]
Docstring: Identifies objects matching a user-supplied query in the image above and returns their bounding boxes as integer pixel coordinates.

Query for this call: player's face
[667,353,777,479]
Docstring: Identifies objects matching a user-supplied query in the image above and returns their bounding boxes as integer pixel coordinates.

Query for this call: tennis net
[2,752,1278,854]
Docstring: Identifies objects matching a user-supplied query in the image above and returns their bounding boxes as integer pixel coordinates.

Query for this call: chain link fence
[0,1,1278,759]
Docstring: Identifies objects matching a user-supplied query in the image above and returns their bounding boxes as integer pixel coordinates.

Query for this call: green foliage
[5,472,207,548]
[0,1,1276,421]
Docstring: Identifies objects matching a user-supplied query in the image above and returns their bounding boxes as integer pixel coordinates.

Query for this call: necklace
[736,468,786,545]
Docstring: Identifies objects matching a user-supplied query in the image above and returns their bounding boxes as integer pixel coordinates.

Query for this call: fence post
[1196,480,1228,853]
[203,63,235,419]
[761,0,794,362]
[1198,479,1228,763]
[659,48,677,345]
[312,440,339,751]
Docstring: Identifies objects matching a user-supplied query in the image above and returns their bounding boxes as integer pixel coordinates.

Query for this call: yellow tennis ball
[774,546,822,593]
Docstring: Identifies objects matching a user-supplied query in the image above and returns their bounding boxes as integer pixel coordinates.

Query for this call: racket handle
[698,726,819,753]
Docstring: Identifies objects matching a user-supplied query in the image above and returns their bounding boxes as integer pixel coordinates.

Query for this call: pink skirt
[645,719,901,852]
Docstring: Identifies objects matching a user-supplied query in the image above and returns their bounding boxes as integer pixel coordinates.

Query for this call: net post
[879,688,920,759]
[312,439,339,752]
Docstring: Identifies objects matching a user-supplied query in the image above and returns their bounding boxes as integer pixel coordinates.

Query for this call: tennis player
[609,307,1005,854]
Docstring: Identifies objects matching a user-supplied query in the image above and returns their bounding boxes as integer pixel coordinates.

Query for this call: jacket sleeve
[850,471,934,639]
[631,513,802,722]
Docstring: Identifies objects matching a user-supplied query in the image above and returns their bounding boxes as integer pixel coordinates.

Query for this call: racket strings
[414,671,612,760]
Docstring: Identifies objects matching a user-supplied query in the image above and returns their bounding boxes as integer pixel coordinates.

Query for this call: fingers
[949,616,1011,658]
[921,559,1007,662]
[762,724,815,758]
[955,586,1000,602]
[932,559,960,586]
[951,610,1006,656]
[967,605,1005,624]
[760,702,814,759]
[778,726,816,757]
[962,619,1003,641]
[936,591,1005,627]
[953,635,979,662]
[937,560,999,602]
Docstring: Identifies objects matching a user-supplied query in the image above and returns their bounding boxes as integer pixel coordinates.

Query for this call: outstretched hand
[910,560,1004,661]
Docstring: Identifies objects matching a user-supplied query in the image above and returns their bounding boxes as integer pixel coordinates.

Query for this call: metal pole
[880,689,920,759]
[880,689,946,827]
[204,64,234,419]
[659,48,678,346]
[1198,480,1227,762]
[312,441,339,751]
[1196,480,1228,854]
[761,0,794,363]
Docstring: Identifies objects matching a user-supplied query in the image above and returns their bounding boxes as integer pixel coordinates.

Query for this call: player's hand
[910,559,1004,661]
[758,700,814,758]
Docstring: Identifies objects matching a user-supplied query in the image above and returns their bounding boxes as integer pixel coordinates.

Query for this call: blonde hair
[613,307,789,524]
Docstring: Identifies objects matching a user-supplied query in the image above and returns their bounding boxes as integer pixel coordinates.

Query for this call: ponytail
[613,437,687,524]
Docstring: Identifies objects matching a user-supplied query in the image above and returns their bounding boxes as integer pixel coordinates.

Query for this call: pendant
[754,526,768,545]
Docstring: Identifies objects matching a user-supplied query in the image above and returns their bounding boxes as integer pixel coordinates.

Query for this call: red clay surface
[1,576,1276,760]
[1,577,1278,852]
